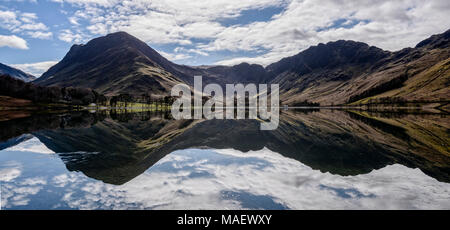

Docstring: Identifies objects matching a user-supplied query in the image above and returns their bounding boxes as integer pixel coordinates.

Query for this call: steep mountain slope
[34,32,187,96]
[355,30,450,104]
[270,29,450,105]
[0,63,35,82]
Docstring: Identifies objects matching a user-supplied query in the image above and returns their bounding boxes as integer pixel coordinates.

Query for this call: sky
[0,0,449,77]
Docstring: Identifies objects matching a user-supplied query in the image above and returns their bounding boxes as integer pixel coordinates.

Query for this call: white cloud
[52,174,80,187]
[51,0,119,7]
[0,161,22,182]
[0,35,28,49]
[17,22,48,31]
[2,0,37,2]
[54,0,287,45]
[208,0,450,65]
[20,12,37,23]
[0,168,21,182]
[20,177,47,186]
[1,0,449,67]
[27,31,53,39]
[158,50,193,61]
[10,61,58,77]
[68,16,80,25]
[49,0,450,65]
[0,9,52,41]
[174,47,209,56]
[0,10,21,30]
[58,29,85,43]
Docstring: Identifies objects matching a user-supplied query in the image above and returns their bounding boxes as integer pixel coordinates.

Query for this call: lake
[0,109,449,209]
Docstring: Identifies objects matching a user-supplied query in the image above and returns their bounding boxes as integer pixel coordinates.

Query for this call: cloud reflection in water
[0,138,449,210]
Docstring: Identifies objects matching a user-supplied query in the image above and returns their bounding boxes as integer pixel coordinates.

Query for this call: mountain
[34,31,271,95]
[269,29,450,105]
[34,32,188,96]
[35,29,450,104]
[0,63,35,82]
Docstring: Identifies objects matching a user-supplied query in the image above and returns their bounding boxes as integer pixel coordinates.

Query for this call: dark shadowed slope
[34,32,186,96]
[0,63,35,82]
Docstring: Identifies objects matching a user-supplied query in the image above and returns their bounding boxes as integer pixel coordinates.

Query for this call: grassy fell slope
[276,29,450,106]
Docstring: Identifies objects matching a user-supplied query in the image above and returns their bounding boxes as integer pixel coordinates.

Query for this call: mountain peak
[105,31,135,38]
[37,31,169,81]
[416,29,450,49]
[34,31,190,96]
[92,31,140,43]
[266,39,389,75]
[65,32,140,53]
[79,31,147,51]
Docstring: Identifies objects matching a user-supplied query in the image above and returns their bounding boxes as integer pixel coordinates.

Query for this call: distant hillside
[0,63,35,82]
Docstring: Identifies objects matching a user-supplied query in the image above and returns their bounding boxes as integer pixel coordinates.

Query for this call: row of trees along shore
[0,74,107,106]
[109,94,176,107]
[0,75,323,108]
[0,74,177,107]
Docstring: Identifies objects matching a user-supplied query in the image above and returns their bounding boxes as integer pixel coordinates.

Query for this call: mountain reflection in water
[0,109,449,209]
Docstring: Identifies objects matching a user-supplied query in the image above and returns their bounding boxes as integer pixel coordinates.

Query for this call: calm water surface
[0,109,449,209]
